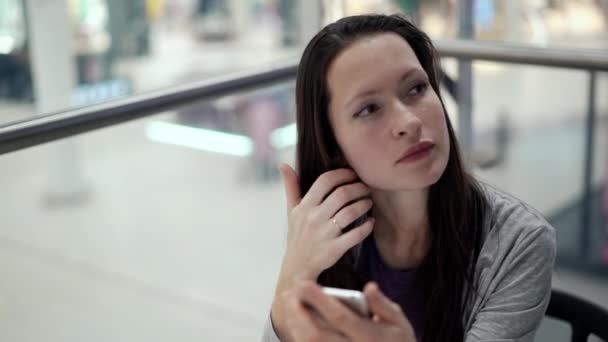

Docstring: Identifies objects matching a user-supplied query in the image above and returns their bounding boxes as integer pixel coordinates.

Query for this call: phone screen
[322,287,370,317]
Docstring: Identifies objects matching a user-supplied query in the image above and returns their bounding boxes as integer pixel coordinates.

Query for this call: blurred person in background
[601,0,608,23]
[68,0,111,84]
[0,0,31,101]
[279,0,297,46]
[0,43,31,101]
[163,0,197,31]
[194,0,233,40]
[396,0,421,24]
[262,14,556,342]
[322,0,398,24]
[146,0,165,21]
[525,0,549,45]
[240,91,282,182]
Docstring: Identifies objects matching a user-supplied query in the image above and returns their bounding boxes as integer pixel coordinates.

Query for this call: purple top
[358,235,425,341]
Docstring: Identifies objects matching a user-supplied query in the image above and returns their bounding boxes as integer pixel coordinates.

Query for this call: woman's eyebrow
[343,67,422,109]
[400,67,426,82]
[344,89,378,109]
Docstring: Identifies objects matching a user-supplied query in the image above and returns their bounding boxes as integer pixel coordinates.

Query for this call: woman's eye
[354,103,380,118]
[408,83,428,96]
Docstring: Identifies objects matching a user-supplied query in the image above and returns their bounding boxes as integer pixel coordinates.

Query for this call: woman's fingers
[363,282,407,325]
[320,182,371,220]
[301,169,359,207]
[286,296,320,338]
[279,163,302,212]
[288,282,416,342]
[286,289,350,342]
[329,198,374,234]
[330,217,375,256]
[296,282,363,338]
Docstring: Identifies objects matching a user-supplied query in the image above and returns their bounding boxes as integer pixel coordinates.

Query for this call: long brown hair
[294,14,489,342]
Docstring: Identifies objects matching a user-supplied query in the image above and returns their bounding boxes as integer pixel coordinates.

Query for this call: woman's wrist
[270,294,293,342]
[271,268,320,340]
[278,263,319,286]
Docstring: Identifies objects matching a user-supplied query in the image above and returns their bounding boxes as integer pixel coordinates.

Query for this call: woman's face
[327,32,450,191]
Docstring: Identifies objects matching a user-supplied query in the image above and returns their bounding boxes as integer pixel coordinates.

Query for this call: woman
[262,14,556,342]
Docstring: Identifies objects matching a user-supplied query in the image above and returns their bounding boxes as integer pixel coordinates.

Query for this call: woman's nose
[392,105,422,140]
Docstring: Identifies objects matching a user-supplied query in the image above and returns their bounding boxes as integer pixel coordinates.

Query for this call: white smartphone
[321,286,370,318]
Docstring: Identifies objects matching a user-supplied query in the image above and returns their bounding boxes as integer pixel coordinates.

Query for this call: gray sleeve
[465,224,556,342]
[260,313,282,342]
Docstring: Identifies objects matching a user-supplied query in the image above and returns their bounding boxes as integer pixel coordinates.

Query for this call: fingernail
[278,164,287,178]
[365,281,376,291]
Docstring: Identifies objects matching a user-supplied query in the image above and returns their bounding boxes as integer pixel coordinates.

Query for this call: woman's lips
[396,141,435,164]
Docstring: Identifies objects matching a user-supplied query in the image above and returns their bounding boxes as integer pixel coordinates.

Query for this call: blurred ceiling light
[270,123,296,149]
[146,121,297,156]
[145,121,253,157]
[0,36,15,54]
[474,61,504,74]
[545,3,605,36]
[566,5,604,34]
[421,14,446,39]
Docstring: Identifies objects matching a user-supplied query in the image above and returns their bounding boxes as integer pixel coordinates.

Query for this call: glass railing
[0,81,297,341]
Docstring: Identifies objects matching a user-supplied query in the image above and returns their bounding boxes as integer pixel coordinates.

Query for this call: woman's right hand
[271,163,375,340]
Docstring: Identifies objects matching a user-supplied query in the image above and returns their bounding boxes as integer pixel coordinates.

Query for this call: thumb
[364,282,407,325]
[279,163,302,211]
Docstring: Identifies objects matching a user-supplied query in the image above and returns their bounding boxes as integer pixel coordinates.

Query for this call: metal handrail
[435,39,608,71]
[0,60,299,154]
[1,40,607,156]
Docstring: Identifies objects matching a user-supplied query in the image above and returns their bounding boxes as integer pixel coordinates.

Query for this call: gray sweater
[261,184,557,341]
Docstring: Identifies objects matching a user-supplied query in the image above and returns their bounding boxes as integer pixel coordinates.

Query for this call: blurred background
[0,0,607,341]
